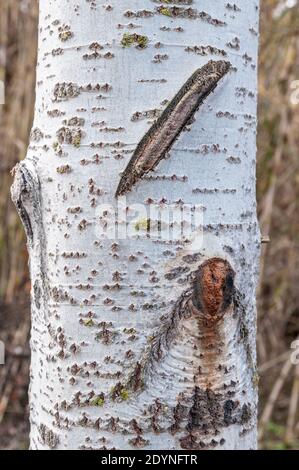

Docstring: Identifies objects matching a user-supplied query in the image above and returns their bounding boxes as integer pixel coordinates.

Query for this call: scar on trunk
[192,258,235,323]
[115,60,231,197]
[11,163,37,245]
[127,258,235,392]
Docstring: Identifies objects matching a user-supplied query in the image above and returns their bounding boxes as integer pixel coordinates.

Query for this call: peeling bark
[12,0,260,450]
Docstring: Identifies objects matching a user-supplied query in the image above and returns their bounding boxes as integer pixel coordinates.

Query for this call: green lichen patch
[72,133,82,148]
[91,393,105,407]
[134,218,150,232]
[157,5,189,17]
[120,389,129,400]
[111,382,129,401]
[158,7,172,16]
[82,318,94,327]
[121,33,149,49]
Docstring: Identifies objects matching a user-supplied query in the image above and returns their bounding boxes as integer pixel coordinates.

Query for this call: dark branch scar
[11,164,35,244]
[116,59,231,197]
[126,258,236,392]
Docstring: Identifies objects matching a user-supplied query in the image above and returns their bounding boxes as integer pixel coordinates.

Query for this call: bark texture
[12,0,260,450]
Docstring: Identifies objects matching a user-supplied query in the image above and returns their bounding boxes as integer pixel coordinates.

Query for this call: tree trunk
[12,0,260,450]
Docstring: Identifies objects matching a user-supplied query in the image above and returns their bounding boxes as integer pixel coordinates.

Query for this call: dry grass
[0,0,37,302]
[0,0,298,450]
[257,0,299,449]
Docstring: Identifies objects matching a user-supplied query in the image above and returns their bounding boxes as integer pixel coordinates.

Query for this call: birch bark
[12,0,260,450]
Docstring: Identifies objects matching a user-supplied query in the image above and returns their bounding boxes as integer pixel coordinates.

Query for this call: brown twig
[259,356,293,440]
[285,363,299,444]
[0,317,30,423]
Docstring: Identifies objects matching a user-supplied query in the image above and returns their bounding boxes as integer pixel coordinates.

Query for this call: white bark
[12,0,260,450]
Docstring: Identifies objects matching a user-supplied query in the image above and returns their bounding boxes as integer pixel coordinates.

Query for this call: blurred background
[0,0,298,450]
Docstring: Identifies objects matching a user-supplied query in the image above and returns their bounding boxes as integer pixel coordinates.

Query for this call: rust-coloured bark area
[192,258,235,321]
[126,257,237,395]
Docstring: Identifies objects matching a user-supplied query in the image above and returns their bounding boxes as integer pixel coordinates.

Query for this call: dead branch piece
[0,319,30,423]
[259,356,293,440]
[259,350,290,374]
[285,363,299,443]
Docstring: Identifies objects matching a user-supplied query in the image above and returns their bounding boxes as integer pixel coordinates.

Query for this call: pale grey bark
[12,0,260,450]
